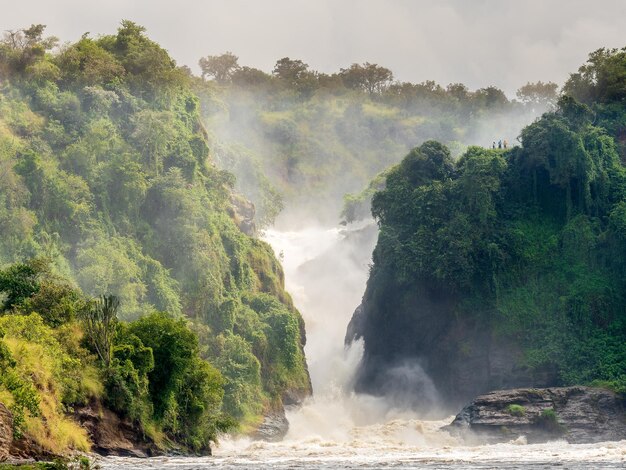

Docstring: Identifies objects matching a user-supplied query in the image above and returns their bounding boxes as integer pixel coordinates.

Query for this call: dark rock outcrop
[75,402,159,457]
[448,386,626,443]
[229,194,256,236]
[0,402,58,462]
[346,276,559,408]
[252,408,289,442]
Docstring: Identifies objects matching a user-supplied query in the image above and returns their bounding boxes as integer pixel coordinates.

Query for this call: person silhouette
[498,140,502,149]
[492,141,496,149]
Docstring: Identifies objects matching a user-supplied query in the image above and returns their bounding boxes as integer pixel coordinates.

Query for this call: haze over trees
[0,22,309,455]
[0,15,616,460]
[195,52,558,225]
[347,47,626,405]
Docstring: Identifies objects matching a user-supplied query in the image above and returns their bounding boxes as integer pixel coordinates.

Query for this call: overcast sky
[2,0,625,95]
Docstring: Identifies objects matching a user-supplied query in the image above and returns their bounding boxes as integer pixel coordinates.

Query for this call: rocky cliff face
[75,402,160,457]
[0,402,58,462]
[448,386,626,443]
[252,408,289,442]
[346,276,559,409]
[230,194,257,236]
[0,403,12,461]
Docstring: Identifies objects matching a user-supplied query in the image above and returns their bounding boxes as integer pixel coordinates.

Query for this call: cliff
[346,52,626,408]
[0,21,310,456]
[448,386,626,443]
[346,279,558,408]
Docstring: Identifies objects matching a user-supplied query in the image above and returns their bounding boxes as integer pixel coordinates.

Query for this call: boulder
[448,386,626,443]
[229,194,256,236]
[74,402,158,457]
[252,408,289,442]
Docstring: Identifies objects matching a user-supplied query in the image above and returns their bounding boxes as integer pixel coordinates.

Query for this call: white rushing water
[98,223,626,469]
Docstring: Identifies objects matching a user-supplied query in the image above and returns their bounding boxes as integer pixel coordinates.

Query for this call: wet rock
[8,435,57,462]
[252,409,289,442]
[448,386,626,444]
[229,194,256,236]
[75,402,158,457]
[0,403,12,461]
[346,277,560,407]
[282,387,310,407]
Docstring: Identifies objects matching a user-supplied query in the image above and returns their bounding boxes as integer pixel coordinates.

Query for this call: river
[97,223,626,469]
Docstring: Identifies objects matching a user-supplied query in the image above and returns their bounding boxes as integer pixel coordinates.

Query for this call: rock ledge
[448,386,626,443]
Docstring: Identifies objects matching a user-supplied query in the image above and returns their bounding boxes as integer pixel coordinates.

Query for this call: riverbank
[448,386,626,444]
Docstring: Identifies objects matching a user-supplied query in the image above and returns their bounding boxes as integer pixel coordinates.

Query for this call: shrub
[0,314,91,449]
[535,408,564,434]
[506,404,526,417]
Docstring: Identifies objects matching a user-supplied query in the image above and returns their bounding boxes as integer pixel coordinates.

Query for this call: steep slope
[347,48,626,408]
[0,21,310,435]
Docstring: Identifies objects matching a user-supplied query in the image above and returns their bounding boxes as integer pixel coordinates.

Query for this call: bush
[506,404,526,417]
[125,312,228,450]
[535,408,564,434]
[0,314,91,449]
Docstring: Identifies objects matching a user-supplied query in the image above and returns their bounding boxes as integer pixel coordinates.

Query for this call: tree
[127,312,197,415]
[56,37,125,86]
[198,52,240,82]
[563,47,626,105]
[516,81,559,109]
[0,24,58,75]
[340,62,393,94]
[131,110,176,176]
[272,57,309,84]
[0,260,42,311]
[473,86,509,109]
[82,294,119,367]
[1,24,57,52]
[447,83,470,102]
[105,20,183,100]
[230,66,271,87]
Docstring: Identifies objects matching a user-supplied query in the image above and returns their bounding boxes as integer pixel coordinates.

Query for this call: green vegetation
[535,408,564,434]
[0,260,229,453]
[360,47,626,394]
[0,455,91,469]
[506,404,526,417]
[196,53,555,224]
[0,22,309,455]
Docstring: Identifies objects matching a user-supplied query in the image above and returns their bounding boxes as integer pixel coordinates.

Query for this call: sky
[1,0,625,95]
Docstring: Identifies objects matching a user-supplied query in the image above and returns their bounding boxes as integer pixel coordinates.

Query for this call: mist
[261,220,445,437]
[203,70,550,227]
[202,46,566,420]
[2,3,626,466]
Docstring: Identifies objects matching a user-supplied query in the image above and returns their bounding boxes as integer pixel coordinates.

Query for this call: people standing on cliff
[503,139,508,149]
[498,140,502,149]
[492,141,496,149]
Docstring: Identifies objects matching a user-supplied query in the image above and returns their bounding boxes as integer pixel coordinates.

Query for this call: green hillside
[347,47,626,404]
[0,22,309,455]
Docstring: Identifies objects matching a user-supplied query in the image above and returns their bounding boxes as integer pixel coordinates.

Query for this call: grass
[77,365,104,401]
[535,408,565,434]
[23,392,91,454]
[142,420,167,449]
[506,404,526,417]
[0,455,92,469]
[3,333,91,454]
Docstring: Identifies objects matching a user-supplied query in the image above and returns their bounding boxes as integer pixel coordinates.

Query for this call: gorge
[0,12,626,470]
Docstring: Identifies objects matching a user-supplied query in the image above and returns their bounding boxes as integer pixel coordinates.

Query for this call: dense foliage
[196,53,555,224]
[0,22,310,453]
[358,47,626,396]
